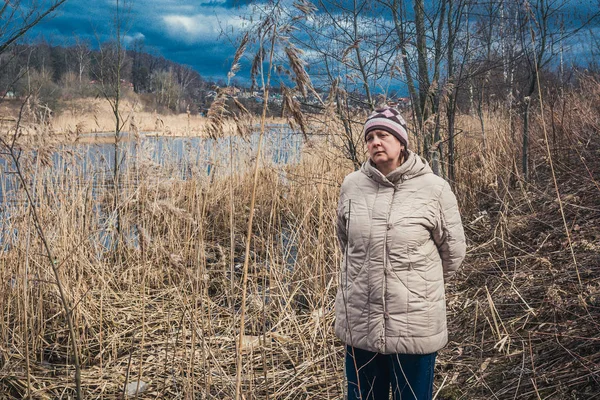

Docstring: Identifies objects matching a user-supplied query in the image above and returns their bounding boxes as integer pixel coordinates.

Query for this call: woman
[335,106,466,400]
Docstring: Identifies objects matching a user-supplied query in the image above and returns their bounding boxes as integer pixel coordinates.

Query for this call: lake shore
[0,97,289,141]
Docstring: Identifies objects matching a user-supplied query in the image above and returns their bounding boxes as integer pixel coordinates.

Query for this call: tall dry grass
[49,98,281,138]
[0,125,351,398]
[0,75,599,399]
[437,75,600,399]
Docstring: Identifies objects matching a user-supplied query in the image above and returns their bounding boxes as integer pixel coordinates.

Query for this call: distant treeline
[0,40,244,115]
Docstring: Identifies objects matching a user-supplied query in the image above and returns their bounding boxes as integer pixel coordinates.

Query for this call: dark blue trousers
[346,345,436,400]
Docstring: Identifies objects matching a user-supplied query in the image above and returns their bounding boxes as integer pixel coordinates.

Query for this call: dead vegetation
[0,96,278,139]
[0,75,599,399]
[438,76,600,399]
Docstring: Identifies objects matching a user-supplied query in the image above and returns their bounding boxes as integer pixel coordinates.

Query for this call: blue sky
[26,0,600,84]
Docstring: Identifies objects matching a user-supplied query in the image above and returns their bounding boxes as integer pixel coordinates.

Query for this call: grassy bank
[1,97,287,139]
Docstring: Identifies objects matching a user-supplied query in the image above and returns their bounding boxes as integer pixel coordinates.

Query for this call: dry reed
[44,98,278,139]
[0,75,599,399]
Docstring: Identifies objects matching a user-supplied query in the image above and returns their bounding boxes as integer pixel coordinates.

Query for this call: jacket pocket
[343,198,369,256]
[411,241,444,283]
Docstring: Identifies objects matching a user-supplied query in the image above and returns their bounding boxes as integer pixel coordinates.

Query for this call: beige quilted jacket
[335,151,466,354]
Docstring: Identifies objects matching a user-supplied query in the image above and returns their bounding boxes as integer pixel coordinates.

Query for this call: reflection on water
[0,125,303,204]
[0,125,304,253]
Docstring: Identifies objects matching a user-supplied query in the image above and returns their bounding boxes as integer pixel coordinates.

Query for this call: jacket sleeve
[432,182,466,280]
[336,191,348,252]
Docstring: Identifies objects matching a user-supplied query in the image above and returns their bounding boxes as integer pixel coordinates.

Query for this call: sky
[28,0,256,82]
[25,0,600,85]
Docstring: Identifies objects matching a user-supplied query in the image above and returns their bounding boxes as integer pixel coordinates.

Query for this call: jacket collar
[361,150,432,187]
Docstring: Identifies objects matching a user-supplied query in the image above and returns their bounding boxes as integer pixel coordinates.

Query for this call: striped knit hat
[363,106,409,147]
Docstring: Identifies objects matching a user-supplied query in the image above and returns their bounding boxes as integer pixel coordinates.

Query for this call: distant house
[397,97,411,109]
[120,79,134,89]
[385,97,411,110]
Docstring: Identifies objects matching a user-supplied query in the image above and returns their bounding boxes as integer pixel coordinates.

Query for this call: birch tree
[73,37,91,84]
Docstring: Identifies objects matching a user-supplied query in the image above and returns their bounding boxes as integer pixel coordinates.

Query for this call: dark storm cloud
[559,0,600,28]
[25,0,599,81]
[26,1,109,42]
[26,0,251,80]
[165,44,234,78]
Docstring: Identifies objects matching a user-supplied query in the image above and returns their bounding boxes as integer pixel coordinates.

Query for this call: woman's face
[366,129,404,167]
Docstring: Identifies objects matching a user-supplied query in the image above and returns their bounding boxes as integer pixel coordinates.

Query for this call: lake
[0,124,304,204]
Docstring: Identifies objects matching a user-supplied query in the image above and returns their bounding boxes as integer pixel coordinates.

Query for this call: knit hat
[363,106,409,147]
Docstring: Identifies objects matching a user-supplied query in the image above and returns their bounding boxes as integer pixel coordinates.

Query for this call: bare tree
[292,0,396,167]
[0,0,68,57]
[446,0,472,184]
[464,0,599,180]
[151,68,181,111]
[389,0,421,142]
[94,0,133,254]
[518,0,581,180]
[413,0,431,127]
[72,36,91,84]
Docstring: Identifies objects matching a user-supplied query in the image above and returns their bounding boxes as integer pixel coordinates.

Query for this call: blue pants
[345,346,436,400]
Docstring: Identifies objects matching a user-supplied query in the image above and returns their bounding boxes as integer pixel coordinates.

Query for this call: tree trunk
[446,0,457,185]
[522,71,536,181]
[522,95,531,180]
[414,0,431,125]
[431,0,447,176]
[391,0,422,133]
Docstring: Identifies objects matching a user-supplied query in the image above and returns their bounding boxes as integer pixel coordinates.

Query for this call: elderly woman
[335,107,466,400]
